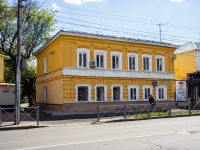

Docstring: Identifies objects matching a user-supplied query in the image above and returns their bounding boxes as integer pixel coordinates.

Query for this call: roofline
[33,31,62,56]
[34,30,179,56]
[175,41,200,54]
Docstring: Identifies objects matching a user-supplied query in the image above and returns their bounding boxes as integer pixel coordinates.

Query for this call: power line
[42,4,200,30]
[55,15,199,40]
[35,2,200,44]
[54,16,199,42]
[42,3,200,32]
[37,0,47,9]
[54,21,191,43]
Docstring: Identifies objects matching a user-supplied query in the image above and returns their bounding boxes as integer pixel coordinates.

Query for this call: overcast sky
[38,0,200,45]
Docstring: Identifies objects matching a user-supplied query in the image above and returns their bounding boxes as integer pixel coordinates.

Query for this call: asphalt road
[1,116,200,150]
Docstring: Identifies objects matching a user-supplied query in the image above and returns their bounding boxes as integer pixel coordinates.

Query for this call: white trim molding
[128,85,139,101]
[111,84,123,101]
[110,51,122,70]
[94,50,107,69]
[155,85,167,100]
[75,84,92,102]
[44,58,48,74]
[94,84,107,101]
[155,55,165,72]
[63,67,174,79]
[127,53,138,71]
[142,85,153,100]
[142,54,152,72]
[76,48,90,69]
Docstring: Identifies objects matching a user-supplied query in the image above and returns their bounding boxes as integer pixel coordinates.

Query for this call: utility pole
[15,0,22,124]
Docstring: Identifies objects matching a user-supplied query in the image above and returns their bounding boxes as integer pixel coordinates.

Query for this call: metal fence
[0,106,39,126]
[97,101,200,121]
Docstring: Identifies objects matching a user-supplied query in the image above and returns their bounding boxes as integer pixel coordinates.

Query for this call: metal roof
[34,30,178,56]
[175,41,200,54]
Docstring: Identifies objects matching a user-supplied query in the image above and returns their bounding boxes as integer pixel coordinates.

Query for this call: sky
[38,0,200,45]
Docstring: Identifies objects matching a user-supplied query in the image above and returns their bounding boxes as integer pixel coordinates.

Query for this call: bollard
[97,106,100,122]
[169,102,172,116]
[36,106,40,125]
[124,105,127,119]
[0,107,2,126]
[188,101,191,115]
[147,103,151,118]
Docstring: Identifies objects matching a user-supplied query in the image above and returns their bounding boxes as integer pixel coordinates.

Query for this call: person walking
[149,95,156,108]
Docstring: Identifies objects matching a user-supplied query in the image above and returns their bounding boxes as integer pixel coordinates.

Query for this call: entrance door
[191,87,198,104]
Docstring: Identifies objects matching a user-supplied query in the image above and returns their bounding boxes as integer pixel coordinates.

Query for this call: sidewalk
[0,108,99,130]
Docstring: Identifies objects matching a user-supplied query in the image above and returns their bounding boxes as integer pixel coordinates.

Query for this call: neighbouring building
[0,54,15,107]
[0,54,5,83]
[174,41,200,103]
[34,30,177,113]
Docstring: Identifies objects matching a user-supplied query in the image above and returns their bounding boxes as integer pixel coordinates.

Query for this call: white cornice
[62,67,174,79]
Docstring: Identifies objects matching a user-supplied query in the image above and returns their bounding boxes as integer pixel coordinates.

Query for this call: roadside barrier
[0,106,39,126]
[97,101,200,122]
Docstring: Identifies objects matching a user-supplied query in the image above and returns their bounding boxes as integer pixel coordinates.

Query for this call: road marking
[15,129,200,150]
[15,132,174,150]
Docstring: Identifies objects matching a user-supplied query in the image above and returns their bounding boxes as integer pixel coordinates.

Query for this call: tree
[4,57,37,106]
[0,0,54,71]
[21,60,36,106]
[1,0,55,106]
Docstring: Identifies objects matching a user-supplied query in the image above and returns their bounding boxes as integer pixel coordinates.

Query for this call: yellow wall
[174,51,196,80]
[0,54,5,82]
[63,76,175,102]
[35,34,176,103]
[36,38,64,76]
[36,77,63,104]
[36,35,175,75]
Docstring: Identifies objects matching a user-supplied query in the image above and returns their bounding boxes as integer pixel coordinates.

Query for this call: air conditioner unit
[90,60,96,66]
[153,81,160,86]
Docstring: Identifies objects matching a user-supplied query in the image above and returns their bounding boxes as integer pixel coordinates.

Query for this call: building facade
[0,54,5,82]
[0,54,15,107]
[174,42,200,103]
[34,31,177,113]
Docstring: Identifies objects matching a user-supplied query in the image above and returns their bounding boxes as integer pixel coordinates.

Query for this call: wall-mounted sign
[176,81,187,101]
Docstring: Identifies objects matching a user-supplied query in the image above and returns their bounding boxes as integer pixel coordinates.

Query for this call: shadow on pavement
[39,114,97,121]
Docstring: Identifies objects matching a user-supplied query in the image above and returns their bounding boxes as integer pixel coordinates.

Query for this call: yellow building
[34,31,177,113]
[0,54,6,82]
[174,42,200,102]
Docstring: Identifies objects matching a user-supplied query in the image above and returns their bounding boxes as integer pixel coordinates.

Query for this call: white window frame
[110,51,122,70]
[44,87,47,101]
[155,55,165,72]
[75,84,92,102]
[111,84,123,101]
[142,54,152,71]
[95,84,107,101]
[142,85,153,100]
[156,85,167,100]
[94,50,107,69]
[128,85,139,101]
[127,53,138,71]
[44,58,47,73]
[77,48,90,68]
